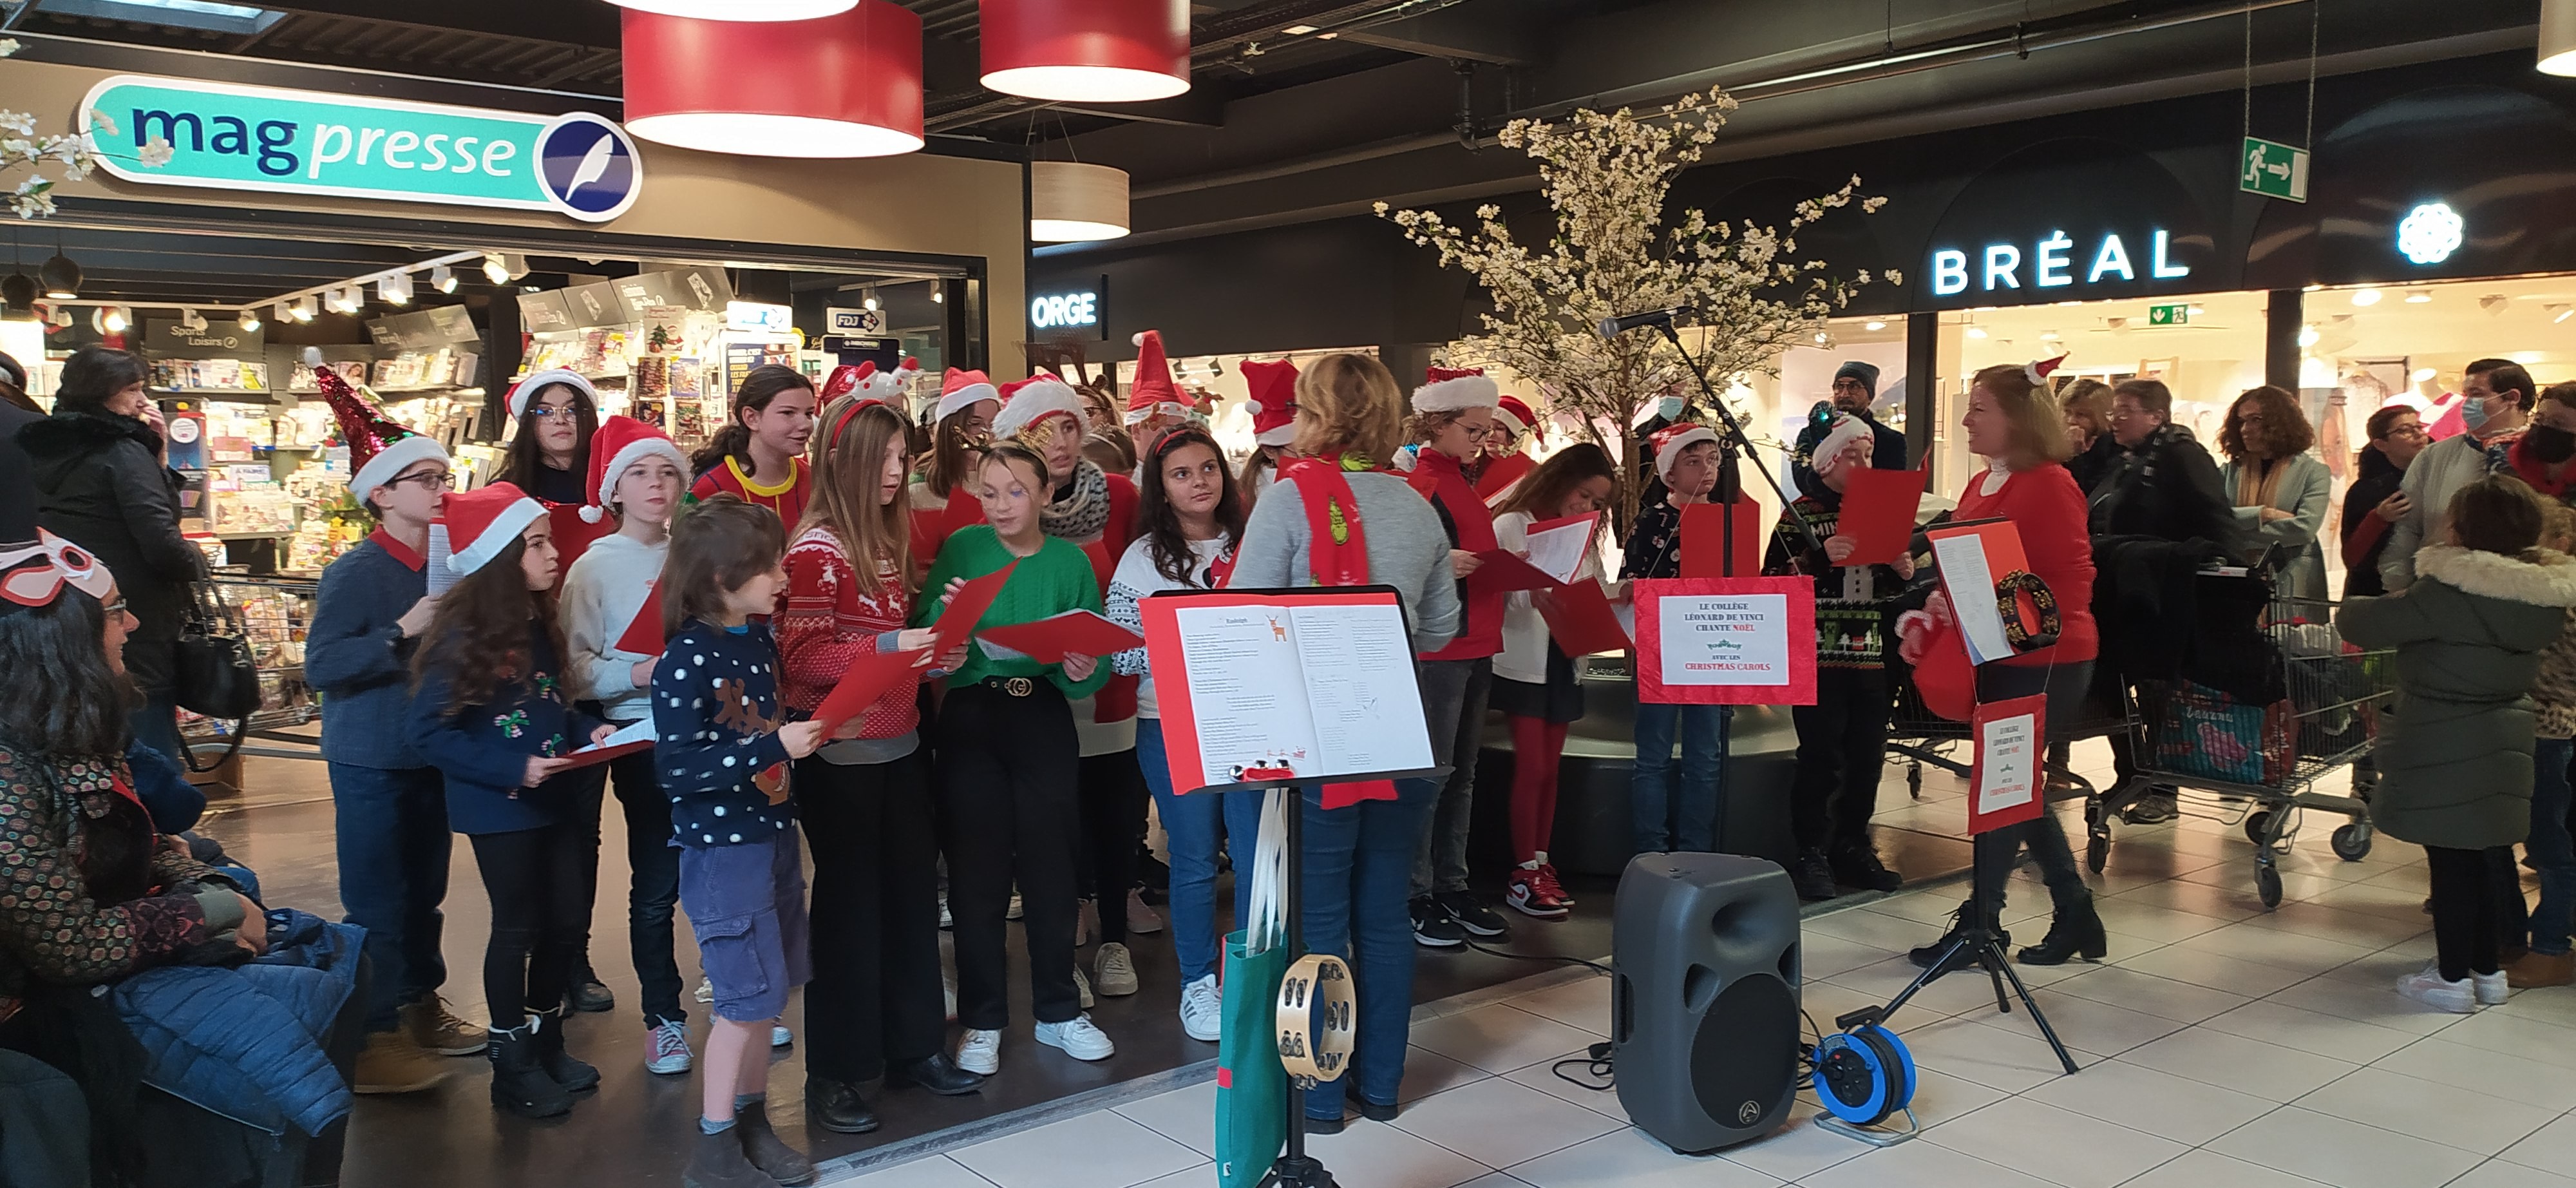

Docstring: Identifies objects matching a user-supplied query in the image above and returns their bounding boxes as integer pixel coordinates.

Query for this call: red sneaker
[1508,867,1571,919]
[1537,863,1574,907]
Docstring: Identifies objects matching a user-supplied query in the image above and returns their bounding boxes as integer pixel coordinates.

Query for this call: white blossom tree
[1,39,172,219]
[1376,87,1895,527]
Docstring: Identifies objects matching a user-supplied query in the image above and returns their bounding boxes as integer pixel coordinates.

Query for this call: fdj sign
[1030,290,1099,331]
[1929,229,2192,298]
[79,75,641,223]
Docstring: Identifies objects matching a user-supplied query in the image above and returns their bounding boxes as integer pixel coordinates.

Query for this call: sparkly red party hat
[310,347,447,510]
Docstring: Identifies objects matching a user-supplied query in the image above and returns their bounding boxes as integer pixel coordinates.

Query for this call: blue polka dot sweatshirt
[652,618,797,847]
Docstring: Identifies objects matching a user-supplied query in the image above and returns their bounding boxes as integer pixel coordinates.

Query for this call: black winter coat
[2340,446,2406,599]
[18,410,207,693]
[2087,425,2239,552]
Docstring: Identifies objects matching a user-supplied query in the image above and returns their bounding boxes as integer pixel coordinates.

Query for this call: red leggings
[1508,715,1572,864]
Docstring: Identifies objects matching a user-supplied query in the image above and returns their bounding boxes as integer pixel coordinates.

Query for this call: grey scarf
[1041,458,1112,543]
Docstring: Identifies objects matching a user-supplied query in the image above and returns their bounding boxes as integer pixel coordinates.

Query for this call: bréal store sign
[1929,229,2193,298]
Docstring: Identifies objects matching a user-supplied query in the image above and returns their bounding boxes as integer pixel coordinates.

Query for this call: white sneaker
[944,972,959,1022]
[1007,892,1024,921]
[1128,890,1164,934]
[772,1024,793,1048]
[694,977,714,1004]
[2397,963,2478,1013]
[1075,965,1095,1009]
[644,1020,693,1075]
[2475,968,2511,1006]
[1180,974,1221,1042]
[1034,1014,1115,1061]
[1095,943,1139,997]
[956,1028,1001,1075]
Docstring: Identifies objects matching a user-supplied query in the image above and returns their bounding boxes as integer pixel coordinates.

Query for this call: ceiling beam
[1329,8,1538,66]
[1051,92,1228,128]
[250,0,618,48]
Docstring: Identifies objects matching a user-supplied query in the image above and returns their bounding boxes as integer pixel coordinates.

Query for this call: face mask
[1657,396,1685,422]
[2461,394,2492,432]
[2529,424,2576,463]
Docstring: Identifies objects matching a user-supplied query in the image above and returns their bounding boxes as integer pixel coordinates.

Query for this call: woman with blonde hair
[2059,378,2117,492]
[1231,352,1459,1133]
[2218,385,2333,599]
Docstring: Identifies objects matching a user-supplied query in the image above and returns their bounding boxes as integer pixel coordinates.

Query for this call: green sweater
[916,525,1113,699]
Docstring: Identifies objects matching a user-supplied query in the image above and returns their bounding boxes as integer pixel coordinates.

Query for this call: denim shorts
[679,832,811,1022]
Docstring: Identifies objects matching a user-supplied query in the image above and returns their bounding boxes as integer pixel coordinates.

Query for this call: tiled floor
[838,745,2576,1188]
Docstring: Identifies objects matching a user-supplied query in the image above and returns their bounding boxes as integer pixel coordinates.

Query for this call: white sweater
[1105,533,1231,719]
[562,530,668,723]
[1492,510,1605,686]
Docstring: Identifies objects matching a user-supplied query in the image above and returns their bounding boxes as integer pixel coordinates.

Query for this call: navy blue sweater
[653,620,796,848]
[307,536,430,769]
[405,621,604,835]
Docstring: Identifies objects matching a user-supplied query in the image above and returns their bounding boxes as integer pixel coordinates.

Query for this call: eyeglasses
[391,471,455,490]
[102,599,129,618]
[2382,425,2427,440]
[530,405,586,422]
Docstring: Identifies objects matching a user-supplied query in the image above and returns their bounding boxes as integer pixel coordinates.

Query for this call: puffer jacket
[2338,544,2576,850]
[111,909,361,1138]
[18,409,206,693]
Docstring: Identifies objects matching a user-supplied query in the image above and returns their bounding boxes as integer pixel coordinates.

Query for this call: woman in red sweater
[775,392,983,1135]
[1900,361,2107,970]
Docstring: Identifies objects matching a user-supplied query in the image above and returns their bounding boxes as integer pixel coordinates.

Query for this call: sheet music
[1288,603,1434,777]
[577,718,655,754]
[1172,605,1321,785]
[425,522,457,596]
[1931,533,2010,665]
[1520,516,1595,584]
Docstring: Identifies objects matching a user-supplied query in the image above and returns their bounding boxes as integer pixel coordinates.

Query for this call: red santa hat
[2024,354,2070,387]
[1492,394,1535,437]
[1124,331,1192,425]
[934,367,999,423]
[1412,365,1499,414]
[311,347,448,511]
[1241,357,1300,447]
[507,369,599,421]
[992,374,1087,441]
[1649,422,1719,482]
[820,361,876,405]
[861,356,920,404]
[1809,411,1875,479]
[579,416,691,522]
[439,481,547,577]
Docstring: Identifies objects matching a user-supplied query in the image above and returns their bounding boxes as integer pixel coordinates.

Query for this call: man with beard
[1790,361,1907,497]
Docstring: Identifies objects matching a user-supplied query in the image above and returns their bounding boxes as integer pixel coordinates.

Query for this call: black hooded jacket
[2340,445,2406,599]
[18,409,207,693]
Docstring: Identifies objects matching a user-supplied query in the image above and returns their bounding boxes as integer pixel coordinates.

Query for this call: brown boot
[400,996,488,1056]
[736,1101,815,1186]
[354,1031,449,1095]
[683,1127,779,1188]
[2508,949,2575,989]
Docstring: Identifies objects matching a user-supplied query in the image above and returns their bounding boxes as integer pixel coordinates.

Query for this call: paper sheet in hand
[1968,695,2047,834]
[1532,582,1632,655]
[425,521,457,596]
[1833,467,1926,566]
[974,610,1144,665]
[1160,600,1432,790]
[1925,519,2030,666]
[616,580,664,656]
[1520,513,1597,584]
[1468,550,1561,594]
[558,718,654,770]
[1679,501,1764,579]
[929,561,1018,656]
[814,648,928,736]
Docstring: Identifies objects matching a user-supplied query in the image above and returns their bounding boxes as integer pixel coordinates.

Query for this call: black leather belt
[980,676,1039,697]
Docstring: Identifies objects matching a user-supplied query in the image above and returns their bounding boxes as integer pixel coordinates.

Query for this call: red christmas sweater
[1950,462,2099,667]
[692,455,813,532]
[1406,448,1504,661]
[775,522,921,740]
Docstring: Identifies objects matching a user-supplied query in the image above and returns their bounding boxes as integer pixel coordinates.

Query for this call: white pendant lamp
[1030,161,1132,242]
[605,0,857,19]
[2546,0,2576,75]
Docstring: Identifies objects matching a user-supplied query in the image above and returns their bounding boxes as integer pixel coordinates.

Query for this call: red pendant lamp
[622,1,923,158]
[979,0,1191,103]
[607,0,855,19]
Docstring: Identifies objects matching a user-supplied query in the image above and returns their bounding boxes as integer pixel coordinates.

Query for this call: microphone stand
[1649,320,1826,854]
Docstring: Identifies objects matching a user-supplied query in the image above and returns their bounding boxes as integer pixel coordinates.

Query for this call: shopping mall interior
[5,1,2576,1186]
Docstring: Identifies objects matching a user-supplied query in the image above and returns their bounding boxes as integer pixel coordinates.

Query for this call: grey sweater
[1233,471,1462,654]
[2380,431,2506,592]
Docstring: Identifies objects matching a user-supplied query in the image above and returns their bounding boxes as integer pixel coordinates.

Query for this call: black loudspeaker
[1610,852,1803,1154]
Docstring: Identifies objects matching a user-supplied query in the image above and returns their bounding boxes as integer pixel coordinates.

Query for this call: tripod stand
[1867,821,2081,1076]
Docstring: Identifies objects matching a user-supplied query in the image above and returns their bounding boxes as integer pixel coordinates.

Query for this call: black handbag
[173,580,262,720]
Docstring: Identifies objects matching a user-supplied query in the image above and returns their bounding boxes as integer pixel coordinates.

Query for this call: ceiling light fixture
[97,306,126,334]
[2351,288,2383,306]
[623,1,925,157]
[1965,325,1988,339]
[2543,0,2576,75]
[931,289,944,303]
[1864,320,1887,331]
[1030,160,1132,242]
[2555,305,2575,324]
[2298,325,2322,347]
[238,307,260,331]
[603,0,856,18]
[379,274,411,305]
[483,254,509,285]
[430,264,457,294]
[296,294,317,322]
[39,249,79,300]
[2405,290,2432,303]
[980,0,1189,102]
[0,272,31,316]
[1282,23,1318,34]
[862,291,879,311]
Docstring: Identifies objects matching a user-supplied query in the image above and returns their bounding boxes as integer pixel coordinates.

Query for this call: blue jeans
[329,763,453,1032]
[1135,719,1264,984]
[1631,702,1723,853]
[2532,739,2576,957]
[1297,778,1437,1119]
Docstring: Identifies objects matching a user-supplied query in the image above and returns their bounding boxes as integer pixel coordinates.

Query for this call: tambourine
[1994,569,2061,652]
[1276,953,1356,1082]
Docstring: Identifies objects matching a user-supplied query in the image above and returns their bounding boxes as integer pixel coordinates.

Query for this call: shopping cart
[1884,664,2141,809]
[177,573,324,769]
[2090,575,2394,909]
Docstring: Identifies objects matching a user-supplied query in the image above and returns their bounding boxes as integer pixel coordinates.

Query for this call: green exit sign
[2148,303,2192,326]
[2240,135,2310,202]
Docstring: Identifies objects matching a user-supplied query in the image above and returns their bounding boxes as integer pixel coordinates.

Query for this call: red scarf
[1280,456,1396,808]
[2511,438,2576,498]
[1208,541,1241,589]
[369,527,426,572]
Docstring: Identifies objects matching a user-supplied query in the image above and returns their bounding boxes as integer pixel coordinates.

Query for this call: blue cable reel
[1810,1019,1920,1144]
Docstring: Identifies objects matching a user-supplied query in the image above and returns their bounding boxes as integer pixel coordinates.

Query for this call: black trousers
[799,748,948,1082]
[2428,844,2503,981]
[1969,661,2098,921]
[1077,748,1150,944]
[1790,666,1890,852]
[2492,845,2533,950]
[938,682,1083,1029]
[607,746,687,1028]
[469,819,593,1027]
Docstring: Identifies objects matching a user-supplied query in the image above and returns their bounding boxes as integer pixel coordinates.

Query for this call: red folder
[1532,582,1633,655]
[814,647,929,737]
[974,610,1145,665]
[928,560,1018,656]
[554,738,652,771]
[615,581,664,656]
[1833,466,1927,567]
[1468,550,1562,595]
[1473,452,1536,501]
[1679,500,1765,579]
[546,502,611,572]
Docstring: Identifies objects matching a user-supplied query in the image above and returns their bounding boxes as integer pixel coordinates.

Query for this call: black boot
[681,1127,776,1188]
[737,1100,816,1186]
[886,1053,986,1096]
[2016,897,2108,966]
[1830,844,1902,894]
[531,1007,599,1092]
[1907,901,2007,976]
[487,1019,572,1119]
[806,1078,880,1134]
[1790,848,1840,902]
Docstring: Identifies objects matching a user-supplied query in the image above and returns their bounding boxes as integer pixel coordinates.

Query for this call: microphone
[1596,305,1692,339]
